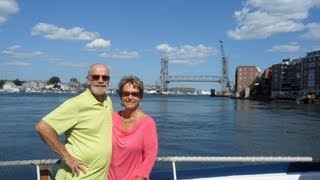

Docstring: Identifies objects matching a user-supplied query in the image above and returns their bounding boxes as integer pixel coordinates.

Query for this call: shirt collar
[84,88,107,107]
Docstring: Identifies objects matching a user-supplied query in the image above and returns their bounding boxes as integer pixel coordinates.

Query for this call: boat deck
[1,156,320,180]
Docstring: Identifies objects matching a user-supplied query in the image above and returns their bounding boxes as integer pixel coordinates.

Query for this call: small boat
[210,89,215,97]
[1,156,320,180]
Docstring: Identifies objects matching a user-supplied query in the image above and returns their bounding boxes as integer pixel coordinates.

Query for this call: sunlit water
[1,92,320,179]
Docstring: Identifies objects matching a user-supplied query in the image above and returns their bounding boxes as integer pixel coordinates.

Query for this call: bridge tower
[159,57,169,91]
[157,41,229,92]
[219,40,231,92]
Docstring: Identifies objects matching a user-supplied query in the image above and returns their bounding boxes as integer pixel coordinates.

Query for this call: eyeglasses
[121,91,140,97]
[91,75,110,81]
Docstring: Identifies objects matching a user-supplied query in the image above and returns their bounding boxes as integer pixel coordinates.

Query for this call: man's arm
[35,120,88,176]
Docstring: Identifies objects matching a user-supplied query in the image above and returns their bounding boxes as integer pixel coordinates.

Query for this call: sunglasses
[91,75,110,81]
[121,91,140,97]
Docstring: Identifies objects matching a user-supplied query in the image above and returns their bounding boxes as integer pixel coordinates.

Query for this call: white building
[3,82,20,92]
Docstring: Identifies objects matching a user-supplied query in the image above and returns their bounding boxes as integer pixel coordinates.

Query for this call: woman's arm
[137,117,158,178]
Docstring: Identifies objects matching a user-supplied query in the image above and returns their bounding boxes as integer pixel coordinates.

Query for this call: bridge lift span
[158,40,231,93]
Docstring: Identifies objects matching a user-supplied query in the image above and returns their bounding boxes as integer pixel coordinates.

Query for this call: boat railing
[0,159,61,180]
[0,156,315,180]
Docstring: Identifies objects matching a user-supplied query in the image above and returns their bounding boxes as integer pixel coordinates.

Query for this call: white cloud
[85,38,112,51]
[2,45,61,63]
[1,45,96,69]
[99,50,139,59]
[155,44,174,54]
[0,0,19,25]
[171,59,206,66]
[58,62,89,68]
[155,43,217,59]
[302,22,320,40]
[31,23,99,41]
[228,0,320,40]
[312,46,320,51]
[0,60,30,66]
[266,42,300,52]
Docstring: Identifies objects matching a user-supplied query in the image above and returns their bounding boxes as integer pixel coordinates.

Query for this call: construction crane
[219,40,231,93]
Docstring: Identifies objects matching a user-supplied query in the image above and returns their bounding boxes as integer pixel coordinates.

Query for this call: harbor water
[0,92,320,179]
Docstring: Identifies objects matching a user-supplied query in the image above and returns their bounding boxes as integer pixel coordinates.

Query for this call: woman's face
[121,83,141,109]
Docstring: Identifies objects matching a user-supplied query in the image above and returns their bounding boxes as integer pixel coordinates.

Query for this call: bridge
[168,75,220,82]
[157,41,231,93]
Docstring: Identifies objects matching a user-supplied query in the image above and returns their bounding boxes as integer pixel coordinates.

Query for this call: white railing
[0,159,60,180]
[0,156,315,180]
[157,156,314,180]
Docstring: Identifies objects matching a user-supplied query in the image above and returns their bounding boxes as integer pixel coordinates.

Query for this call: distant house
[22,80,46,91]
[3,82,20,92]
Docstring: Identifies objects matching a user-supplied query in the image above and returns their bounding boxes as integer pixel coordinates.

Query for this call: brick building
[235,66,261,97]
[270,50,320,98]
[301,50,320,95]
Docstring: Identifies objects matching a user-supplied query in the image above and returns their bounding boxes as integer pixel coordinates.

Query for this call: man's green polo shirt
[44,89,113,179]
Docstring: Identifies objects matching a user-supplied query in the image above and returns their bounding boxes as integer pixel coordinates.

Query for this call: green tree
[69,78,81,89]
[0,80,5,89]
[250,77,262,98]
[47,76,61,85]
[69,78,79,83]
[13,78,24,86]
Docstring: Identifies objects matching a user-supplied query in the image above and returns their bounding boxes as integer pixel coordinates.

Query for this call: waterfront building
[301,50,320,96]
[287,58,303,95]
[271,63,282,96]
[259,68,272,97]
[2,82,20,92]
[270,50,320,99]
[235,66,261,98]
[21,80,46,92]
[271,58,303,99]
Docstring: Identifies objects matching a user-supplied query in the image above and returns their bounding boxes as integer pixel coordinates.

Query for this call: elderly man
[35,63,113,179]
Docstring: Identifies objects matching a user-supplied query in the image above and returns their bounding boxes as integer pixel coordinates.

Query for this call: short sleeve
[43,99,78,135]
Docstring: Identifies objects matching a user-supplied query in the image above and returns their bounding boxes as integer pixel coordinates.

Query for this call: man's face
[87,65,110,97]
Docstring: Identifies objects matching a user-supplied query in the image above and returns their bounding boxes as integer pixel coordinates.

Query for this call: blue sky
[0,0,320,91]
